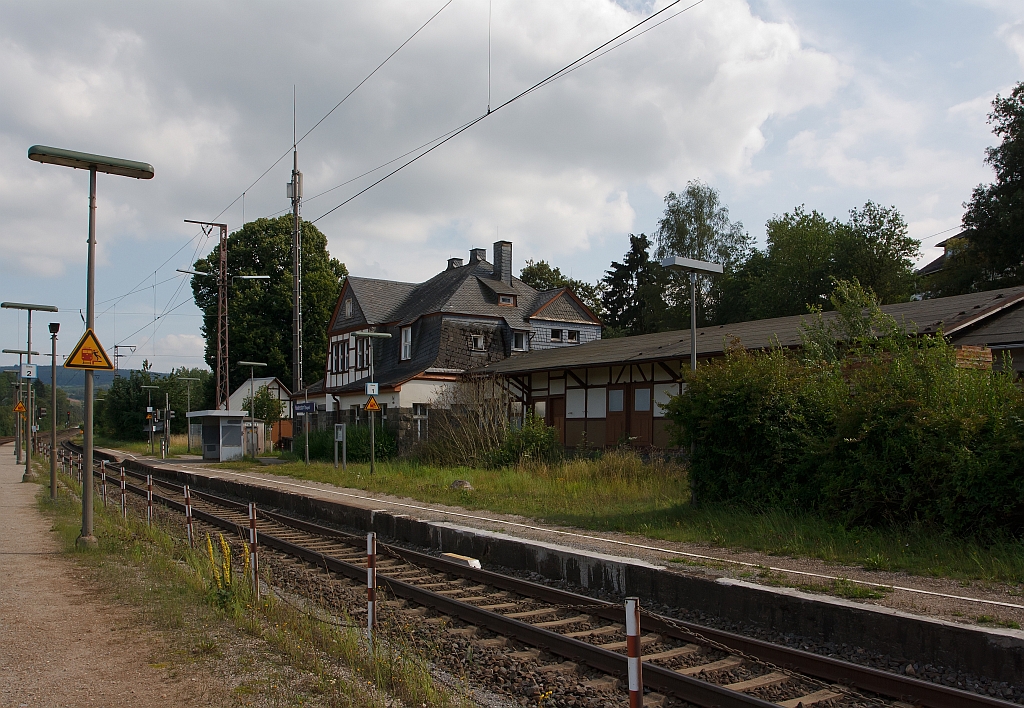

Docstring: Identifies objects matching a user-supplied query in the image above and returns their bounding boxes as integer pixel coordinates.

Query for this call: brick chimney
[493,240,512,284]
[469,248,487,264]
[447,257,463,270]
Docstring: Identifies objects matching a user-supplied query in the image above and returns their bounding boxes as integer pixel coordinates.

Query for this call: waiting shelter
[186,410,248,462]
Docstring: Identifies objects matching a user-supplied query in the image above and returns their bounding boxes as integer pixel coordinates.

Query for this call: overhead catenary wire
[93,0,454,326]
[312,0,708,223]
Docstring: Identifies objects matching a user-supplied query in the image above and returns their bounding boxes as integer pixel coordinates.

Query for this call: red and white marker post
[184,485,195,548]
[626,597,643,708]
[367,532,377,639]
[248,502,259,599]
[119,465,126,519]
[146,475,153,527]
[100,460,107,506]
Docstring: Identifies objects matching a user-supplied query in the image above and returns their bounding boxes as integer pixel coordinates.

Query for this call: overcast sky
[2,0,1022,374]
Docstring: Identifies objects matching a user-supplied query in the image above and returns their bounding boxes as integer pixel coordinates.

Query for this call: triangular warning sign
[65,328,114,370]
[364,395,381,412]
[13,400,26,413]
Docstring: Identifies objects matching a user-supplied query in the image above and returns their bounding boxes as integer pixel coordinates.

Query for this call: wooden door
[630,386,653,446]
[605,387,626,446]
[549,397,565,445]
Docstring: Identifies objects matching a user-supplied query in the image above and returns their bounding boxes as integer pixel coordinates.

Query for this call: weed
[976,615,1022,629]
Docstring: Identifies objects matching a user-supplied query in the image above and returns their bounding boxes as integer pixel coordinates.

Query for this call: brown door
[605,387,626,446]
[630,386,653,446]
[549,397,565,445]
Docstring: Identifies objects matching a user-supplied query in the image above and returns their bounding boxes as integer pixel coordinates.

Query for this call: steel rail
[69,442,1019,708]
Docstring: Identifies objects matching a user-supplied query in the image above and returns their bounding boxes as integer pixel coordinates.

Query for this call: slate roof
[479,286,1024,375]
[330,258,600,334]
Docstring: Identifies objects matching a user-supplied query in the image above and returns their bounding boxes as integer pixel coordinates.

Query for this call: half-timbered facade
[480,286,1024,449]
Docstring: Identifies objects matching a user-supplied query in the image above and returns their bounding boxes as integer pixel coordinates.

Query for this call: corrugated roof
[479,286,1024,375]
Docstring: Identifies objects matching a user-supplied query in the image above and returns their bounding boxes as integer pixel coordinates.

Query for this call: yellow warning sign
[13,401,26,413]
[364,396,381,412]
[64,328,114,370]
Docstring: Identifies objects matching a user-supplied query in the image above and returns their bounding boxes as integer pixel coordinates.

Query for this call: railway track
[62,443,1018,708]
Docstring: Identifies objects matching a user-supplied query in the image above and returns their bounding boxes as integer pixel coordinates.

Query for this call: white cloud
[999,20,1024,66]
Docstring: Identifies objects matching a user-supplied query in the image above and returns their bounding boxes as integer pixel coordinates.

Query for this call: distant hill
[0,366,170,399]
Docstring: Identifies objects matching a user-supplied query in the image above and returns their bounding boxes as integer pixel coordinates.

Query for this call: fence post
[367,531,377,639]
[184,485,195,548]
[248,502,260,599]
[626,597,643,708]
[146,475,153,527]
[119,465,127,519]
[100,460,107,506]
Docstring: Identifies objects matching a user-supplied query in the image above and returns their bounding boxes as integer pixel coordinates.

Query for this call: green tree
[654,181,752,326]
[519,259,602,316]
[99,367,212,440]
[600,234,667,336]
[931,82,1024,295]
[190,216,347,389]
[731,203,918,321]
[242,385,284,425]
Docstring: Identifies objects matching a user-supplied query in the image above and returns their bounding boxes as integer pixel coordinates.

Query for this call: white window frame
[345,298,353,318]
[567,329,580,343]
[498,294,515,306]
[471,334,485,351]
[401,326,412,360]
[513,331,528,351]
[550,328,562,342]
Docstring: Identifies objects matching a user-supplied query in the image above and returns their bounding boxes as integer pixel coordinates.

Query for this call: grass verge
[209,450,1024,586]
[39,467,468,708]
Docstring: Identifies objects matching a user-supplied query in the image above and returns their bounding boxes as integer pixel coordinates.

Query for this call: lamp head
[48,322,60,334]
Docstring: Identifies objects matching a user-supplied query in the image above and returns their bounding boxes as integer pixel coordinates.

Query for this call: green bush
[486,413,561,467]
[666,339,1024,539]
[293,423,396,463]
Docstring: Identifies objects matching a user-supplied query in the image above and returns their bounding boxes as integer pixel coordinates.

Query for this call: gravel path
[0,444,188,708]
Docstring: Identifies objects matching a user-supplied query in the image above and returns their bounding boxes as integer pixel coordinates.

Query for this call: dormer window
[568,330,579,343]
[345,298,353,318]
[471,334,485,351]
[401,326,412,360]
[550,329,562,342]
[498,294,515,306]
[513,331,528,351]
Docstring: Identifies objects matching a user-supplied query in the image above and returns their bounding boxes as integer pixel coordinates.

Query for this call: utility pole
[290,89,303,396]
[183,220,229,409]
[49,323,59,500]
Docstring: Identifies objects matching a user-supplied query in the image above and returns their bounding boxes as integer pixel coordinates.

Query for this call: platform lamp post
[176,376,201,453]
[141,385,160,455]
[351,332,392,476]
[237,361,267,459]
[48,323,59,500]
[660,257,724,372]
[28,145,153,547]
[2,349,38,464]
[2,302,59,482]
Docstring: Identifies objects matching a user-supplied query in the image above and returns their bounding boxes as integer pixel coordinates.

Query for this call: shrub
[486,413,562,468]
[293,423,395,463]
[666,281,1024,539]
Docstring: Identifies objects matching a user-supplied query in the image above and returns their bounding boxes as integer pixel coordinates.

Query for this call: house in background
[479,286,1024,449]
[228,376,292,449]
[316,240,601,449]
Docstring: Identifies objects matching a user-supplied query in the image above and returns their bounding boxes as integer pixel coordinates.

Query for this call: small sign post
[365,394,380,476]
[334,423,347,471]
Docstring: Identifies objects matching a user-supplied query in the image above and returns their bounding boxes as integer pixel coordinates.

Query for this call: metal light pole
[660,257,724,372]
[352,332,391,475]
[142,385,160,455]
[238,361,267,458]
[182,219,229,408]
[177,376,200,453]
[3,302,59,482]
[49,323,59,500]
[3,349,37,464]
[28,145,154,547]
